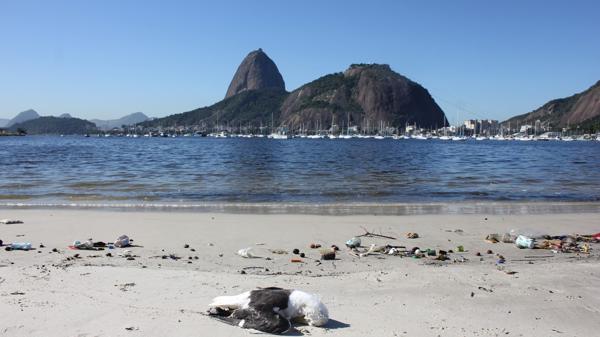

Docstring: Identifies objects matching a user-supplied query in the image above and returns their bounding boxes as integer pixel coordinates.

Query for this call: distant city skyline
[1,0,599,124]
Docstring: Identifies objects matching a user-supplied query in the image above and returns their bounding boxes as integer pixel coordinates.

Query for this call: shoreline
[2,200,600,215]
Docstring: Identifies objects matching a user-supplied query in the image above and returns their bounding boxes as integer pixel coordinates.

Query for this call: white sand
[1,209,599,336]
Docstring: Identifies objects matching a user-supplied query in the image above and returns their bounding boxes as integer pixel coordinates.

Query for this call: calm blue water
[1,136,600,206]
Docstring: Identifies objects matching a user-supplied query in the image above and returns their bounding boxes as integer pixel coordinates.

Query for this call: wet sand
[1,208,599,336]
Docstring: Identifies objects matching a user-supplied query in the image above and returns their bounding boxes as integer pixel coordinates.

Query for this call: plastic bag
[515,235,535,249]
[237,247,256,258]
[114,235,130,248]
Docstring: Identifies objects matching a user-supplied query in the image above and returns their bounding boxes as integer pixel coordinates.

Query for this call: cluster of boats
[84,131,600,142]
[205,132,600,142]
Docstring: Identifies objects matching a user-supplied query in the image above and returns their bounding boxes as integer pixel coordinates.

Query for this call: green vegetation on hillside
[142,89,288,128]
[10,116,97,134]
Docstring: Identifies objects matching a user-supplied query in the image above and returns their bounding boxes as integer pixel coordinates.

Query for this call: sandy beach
[1,207,600,336]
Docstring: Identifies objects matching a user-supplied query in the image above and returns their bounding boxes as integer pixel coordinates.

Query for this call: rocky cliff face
[148,54,447,132]
[225,49,286,99]
[504,80,600,128]
[280,64,447,130]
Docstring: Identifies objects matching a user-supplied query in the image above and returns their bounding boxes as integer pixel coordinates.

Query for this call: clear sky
[1,0,599,124]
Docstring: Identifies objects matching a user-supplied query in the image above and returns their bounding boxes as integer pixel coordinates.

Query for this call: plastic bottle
[345,237,361,248]
[10,242,32,250]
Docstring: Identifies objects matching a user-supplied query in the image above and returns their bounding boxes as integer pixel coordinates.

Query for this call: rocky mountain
[145,50,447,132]
[6,109,40,127]
[9,116,97,135]
[280,64,447,130]
[225,49,286,99]
[504,80,600,129]
[91,112,149,130]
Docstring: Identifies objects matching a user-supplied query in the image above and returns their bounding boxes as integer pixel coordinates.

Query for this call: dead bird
[208,287,328,334]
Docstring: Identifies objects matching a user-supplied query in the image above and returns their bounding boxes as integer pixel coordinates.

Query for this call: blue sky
[1,0,599,124]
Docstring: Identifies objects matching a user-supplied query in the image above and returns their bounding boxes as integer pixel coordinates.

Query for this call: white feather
[209,291,251,309]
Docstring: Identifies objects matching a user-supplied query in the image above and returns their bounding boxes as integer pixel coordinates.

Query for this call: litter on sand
[237,247,260,258]
[0,219,23,224]
[345,237,361,248]
[485,230,598,253]
[6,242,32,251]
[114,235,131,248]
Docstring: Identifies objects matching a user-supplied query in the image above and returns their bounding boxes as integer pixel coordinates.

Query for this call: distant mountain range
[144,49,447,131]
[5,109,40,127]
[90,112,149,130]
[9,116,97,134]
[504,80,600,130]
[1,109,149,134]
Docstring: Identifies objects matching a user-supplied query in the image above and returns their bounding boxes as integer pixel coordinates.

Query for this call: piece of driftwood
[356,226,396,240]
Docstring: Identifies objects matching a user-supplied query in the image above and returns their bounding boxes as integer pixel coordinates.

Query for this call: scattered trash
[114,235,131,248]
[292,248,300,255]
[237,247,257,258]
[497,254,506,264]
[582,243,590,253]
[72,239,93,250]
[331,245,340,251]
[345,237,361,248]
[406,232,419,239]
[299,252,305,258]
[485,234,500,243]
[9,242,32,251]
[116,282,136,292]
[320,249,336,260]
[0,219,23,224]
[291,258,303,263]
[184,244,190,248]
[486,249,493,254]
[502,232,516,243]
[270,249,288,255]
[309,243,322,249]
[119,250,133,258]
[457,245,465,252]
[515,235,535,249]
